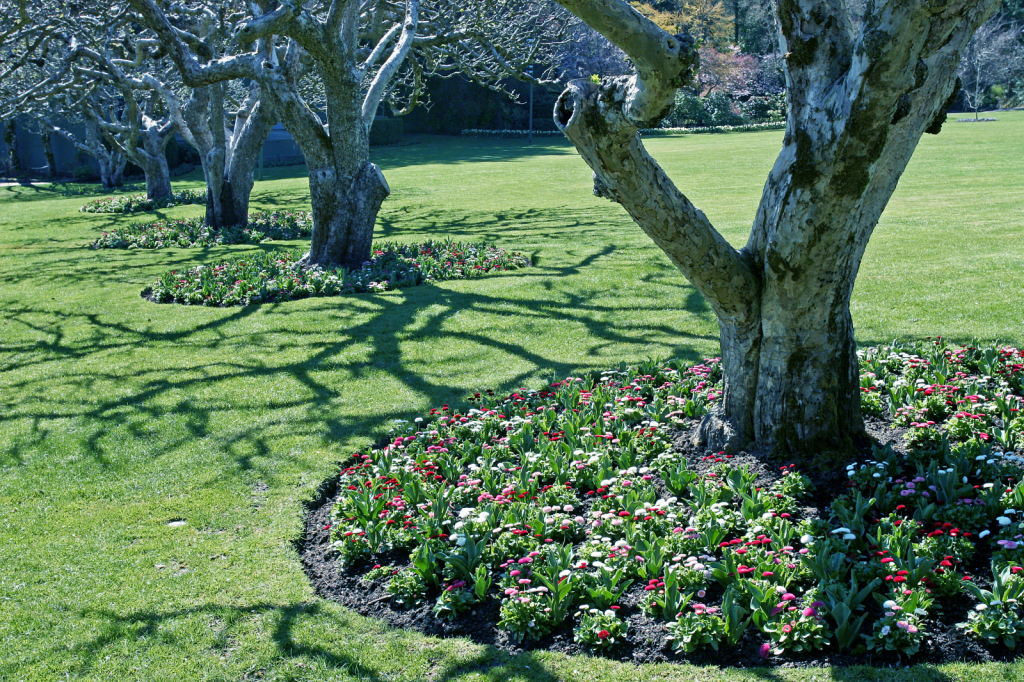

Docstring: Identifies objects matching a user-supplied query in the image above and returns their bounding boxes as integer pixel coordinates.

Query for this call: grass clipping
[148,240,532,306]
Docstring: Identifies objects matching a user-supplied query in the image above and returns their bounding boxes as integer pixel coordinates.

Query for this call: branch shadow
[0,219,715,476]
[47,601,565,681]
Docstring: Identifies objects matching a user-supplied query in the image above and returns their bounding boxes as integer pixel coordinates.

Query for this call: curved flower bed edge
[314,340,1024,665]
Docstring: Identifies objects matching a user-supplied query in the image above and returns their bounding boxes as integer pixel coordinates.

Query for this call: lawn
[0,112,1022,682]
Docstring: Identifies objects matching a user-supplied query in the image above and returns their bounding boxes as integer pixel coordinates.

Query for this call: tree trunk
[40,129,57,179]
[301,161,390,270]
[134,125,173,201]
[3,119,22,178]
[99,152,127,190]
[140,154,172,201]
[551,0,999,462]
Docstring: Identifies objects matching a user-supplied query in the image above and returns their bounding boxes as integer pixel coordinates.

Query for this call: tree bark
[98,152,127,190]
[301,161,390,270]
[40,129,56,179]
[3,118,22,178]
[553,0,1001,461]
[136,125,172,201]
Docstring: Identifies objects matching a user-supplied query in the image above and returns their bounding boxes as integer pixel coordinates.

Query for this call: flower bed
[147,240,532,306]
[80,189,206,213]
[459,122,786,138]
[93,211,314,249]
[312,340,1024,665]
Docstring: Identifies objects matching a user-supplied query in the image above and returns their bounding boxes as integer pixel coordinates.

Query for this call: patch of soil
[296,419,1023,669]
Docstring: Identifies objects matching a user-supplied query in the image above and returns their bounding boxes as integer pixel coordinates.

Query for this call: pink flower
[759,643,771,659]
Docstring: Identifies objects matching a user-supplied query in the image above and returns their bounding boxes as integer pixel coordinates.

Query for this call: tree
[551,0,1000,461]
[130,0,567,270]
[958,15,1023,117]
[0,5,177,198]
[632,1,733,47]
[36,90,132,189]
[0,0,275,219]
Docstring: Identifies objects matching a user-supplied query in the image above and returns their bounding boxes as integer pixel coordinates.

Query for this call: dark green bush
[370,117,404,146]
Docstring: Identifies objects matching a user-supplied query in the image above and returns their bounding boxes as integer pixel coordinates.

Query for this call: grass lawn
[1,112,1023,682]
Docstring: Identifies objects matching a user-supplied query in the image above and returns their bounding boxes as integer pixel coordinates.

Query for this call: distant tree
[130,0,568,270]
[0,0,277,223]
[696,46,757,95]
[958,16,1023,116]
[632,1,732,47]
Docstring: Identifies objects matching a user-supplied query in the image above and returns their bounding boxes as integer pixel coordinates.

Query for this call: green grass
[1,112,1023,681]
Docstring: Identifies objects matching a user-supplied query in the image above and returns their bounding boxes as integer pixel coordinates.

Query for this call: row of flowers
[80,189,206,214]
[640,122,787,136]
[328,341,1024,661]
[460,130,564,137]
[148,240,533,306]
[458,122,787,138]
[92,211,314,249]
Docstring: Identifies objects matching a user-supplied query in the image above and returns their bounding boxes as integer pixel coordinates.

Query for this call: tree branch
[554,79,758,322]
[361,0,419,130]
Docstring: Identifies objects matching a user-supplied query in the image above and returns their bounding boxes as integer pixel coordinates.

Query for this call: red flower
[597,630,610,640]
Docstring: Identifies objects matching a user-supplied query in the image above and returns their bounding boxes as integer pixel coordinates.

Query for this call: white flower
[976,604,988,611]
[998,516,1012,526]
[559,570,571,578]
[883,600,897,610]
[880,626,891,636]
[843,533,857,541]
[459,508,472,519]
[800,534,814,544]
[605,609,616,618]
[980,530,992,538]
[831,527,852,535]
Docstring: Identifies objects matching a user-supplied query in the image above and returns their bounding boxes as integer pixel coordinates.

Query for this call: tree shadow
[0,229,715,475]
[371,134,575,171]
[44,601,564,681]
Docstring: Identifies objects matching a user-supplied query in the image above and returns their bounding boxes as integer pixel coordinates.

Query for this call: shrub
[370,117,404,146]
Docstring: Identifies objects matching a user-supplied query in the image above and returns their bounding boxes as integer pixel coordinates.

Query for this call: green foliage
[93,211,314,249]
[80,188,206,213]
[370,117,404,146]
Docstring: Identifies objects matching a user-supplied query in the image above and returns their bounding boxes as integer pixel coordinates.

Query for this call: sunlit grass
[0,112,1022,680]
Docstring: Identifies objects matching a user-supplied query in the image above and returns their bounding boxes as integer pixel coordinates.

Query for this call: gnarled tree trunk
[135,125,172,201]
[177,82,276,229]
[553,0,1000,461]
[303,160,390,269]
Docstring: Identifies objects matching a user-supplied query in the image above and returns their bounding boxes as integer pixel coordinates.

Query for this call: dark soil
[296,416,1023,669]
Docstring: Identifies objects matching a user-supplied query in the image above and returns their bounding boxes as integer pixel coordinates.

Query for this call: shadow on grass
[0,221,715,473]
[57,601,565,682]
